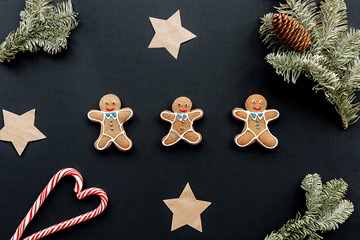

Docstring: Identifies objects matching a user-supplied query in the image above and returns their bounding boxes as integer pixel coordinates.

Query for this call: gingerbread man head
[172,97,193,113]
[99,94,121,112]
[245,94,268,112]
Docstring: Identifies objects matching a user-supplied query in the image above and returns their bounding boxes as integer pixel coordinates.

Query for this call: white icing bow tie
[250,112,264,120]
[176,114,187,120]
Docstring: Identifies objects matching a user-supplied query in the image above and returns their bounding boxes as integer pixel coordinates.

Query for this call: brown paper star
[0,109,46,156]
[149,10,196,59]
[163,183,211,232]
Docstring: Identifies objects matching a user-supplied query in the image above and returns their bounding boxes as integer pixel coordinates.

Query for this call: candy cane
[10,168,108,240]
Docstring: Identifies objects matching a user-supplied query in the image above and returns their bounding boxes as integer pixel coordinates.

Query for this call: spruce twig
[264,174,354,240]
[259,0,360,130]
[0,0,78,63]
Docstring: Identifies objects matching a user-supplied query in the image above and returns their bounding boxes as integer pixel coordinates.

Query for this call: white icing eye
[259,100,263,103]
[105,101,109,105]
[185,103,188,107]
[112,101,116,104]
[252,100,256,104]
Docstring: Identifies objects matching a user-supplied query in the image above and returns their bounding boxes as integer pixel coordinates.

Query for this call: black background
[0,0,359,239]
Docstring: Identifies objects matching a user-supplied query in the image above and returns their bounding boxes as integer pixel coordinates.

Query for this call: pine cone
[271,13,312,53]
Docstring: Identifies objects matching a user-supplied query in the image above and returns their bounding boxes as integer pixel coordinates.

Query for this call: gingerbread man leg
[162,130,181,146]
[257,130,278,149]
[183,130,202,145]
[114,134,132,151]
[95,135,112,150]
[235,130,256,147]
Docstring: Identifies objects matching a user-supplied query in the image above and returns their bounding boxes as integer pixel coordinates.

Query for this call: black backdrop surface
[0,0,359,239]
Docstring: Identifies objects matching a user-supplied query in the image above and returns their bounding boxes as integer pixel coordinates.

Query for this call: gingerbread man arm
[188,109,204,122]
[160,110,175,122]
[232,108,247,121]
[118,108,134,123]
[88,110,104,123]
[265,109,280,121]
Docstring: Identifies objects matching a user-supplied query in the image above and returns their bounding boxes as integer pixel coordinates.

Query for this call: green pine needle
[0,0,78,63]
[264,174,354,240]
[259,0,360,129]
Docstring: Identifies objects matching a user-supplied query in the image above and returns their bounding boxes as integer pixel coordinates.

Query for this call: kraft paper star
[0,109,46,156]
[163,183,211,232]
[149,10,197,59]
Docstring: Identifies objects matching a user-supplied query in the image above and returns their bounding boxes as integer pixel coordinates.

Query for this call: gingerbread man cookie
[88,94,133,151]
[161,97,203,146]
[232,94,279,149]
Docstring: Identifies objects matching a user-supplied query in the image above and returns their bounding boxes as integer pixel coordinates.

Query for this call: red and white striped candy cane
[10,168,108,240]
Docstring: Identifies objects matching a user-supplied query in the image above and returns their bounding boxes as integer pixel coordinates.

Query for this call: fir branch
[341,58,360,90]
[334,92,360,129]
[324,28,360,72]
[264,174,354,240]
[301,174,323,217]
[259,0,360,129]
[318,179,347,213]
[0,0,78,63]
[317,0,348,42]
[265,52,305,83]
[316,200,354,231]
